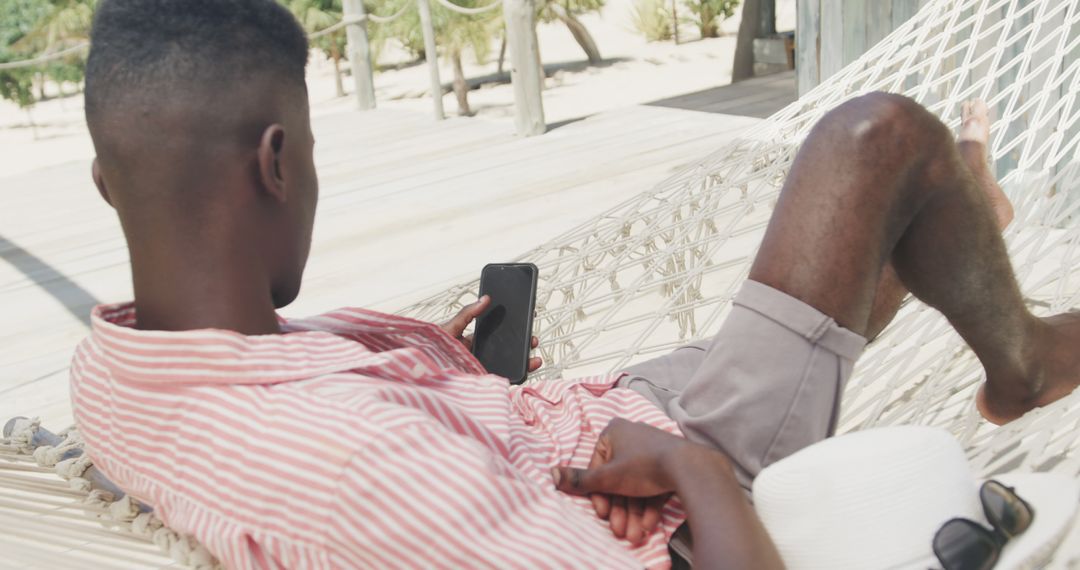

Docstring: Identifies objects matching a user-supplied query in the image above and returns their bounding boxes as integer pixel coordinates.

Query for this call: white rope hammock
[2,0,1078,566]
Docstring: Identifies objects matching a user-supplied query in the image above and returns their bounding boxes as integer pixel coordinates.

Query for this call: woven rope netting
[406,0,1080,475]
[1,0,1078,567]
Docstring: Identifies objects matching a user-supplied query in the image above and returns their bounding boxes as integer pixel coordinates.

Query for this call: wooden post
[891,0,921,24]
[819,0,842,82]
[343,0,376,110]
[503,0,546,136]
[417,0,445,120]
[866,0,892,50]
[796,0,820,96]
[841,0,866,67]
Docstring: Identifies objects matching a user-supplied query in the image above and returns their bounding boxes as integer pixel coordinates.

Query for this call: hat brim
[891,473,1078,570]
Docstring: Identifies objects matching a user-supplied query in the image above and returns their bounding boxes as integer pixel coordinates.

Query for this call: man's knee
[813,92,949,156]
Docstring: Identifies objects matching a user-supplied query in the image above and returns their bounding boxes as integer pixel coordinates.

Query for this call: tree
[282,0,351,97]
[11,0,95,54]
[731,0,759,81]
[371,0,500,116]
[684,0,739,39]
[630,0,673,42]
[538,0,603,65]
[0,0,83,111]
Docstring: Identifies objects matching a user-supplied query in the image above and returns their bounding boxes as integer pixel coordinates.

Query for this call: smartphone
[472,263,539,384]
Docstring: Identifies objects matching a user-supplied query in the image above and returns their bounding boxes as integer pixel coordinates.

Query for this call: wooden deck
[648,70,797,118]
[0,105,761,428]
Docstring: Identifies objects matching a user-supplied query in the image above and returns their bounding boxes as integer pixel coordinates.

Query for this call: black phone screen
[472,263,538,384]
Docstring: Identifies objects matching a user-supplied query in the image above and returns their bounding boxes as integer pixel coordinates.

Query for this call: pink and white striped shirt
[71,303,686,569]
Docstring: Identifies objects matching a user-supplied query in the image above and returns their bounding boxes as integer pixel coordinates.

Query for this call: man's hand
[552,418,719,545]
[440,296,542,373]
[554,419,783,570]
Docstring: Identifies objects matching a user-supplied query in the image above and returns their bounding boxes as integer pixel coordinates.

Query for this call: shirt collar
[88,302,478,385]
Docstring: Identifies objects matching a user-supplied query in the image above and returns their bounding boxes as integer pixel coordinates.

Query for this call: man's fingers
[590,492,611,520]
[641,496,667,535]
[552,466,616,495]
[585,442,610,517]
[609,496,628,538]
[460,334,474,350]
[531,336,539,348]
[445,296,490,335]
[527,356,542,372]
[626,498,646,545]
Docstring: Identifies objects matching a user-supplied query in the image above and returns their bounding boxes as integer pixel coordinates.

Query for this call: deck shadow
[647,71,797,119]
[0,235,98,327]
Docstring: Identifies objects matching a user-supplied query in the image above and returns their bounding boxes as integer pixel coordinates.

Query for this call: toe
[971,99,989,119]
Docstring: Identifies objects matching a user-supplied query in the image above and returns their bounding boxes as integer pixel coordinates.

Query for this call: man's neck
[128,241,282,335]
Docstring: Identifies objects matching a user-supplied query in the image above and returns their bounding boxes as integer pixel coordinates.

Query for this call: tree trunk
[451,50,472,116]
[549,4,601,65]
[497,35,508,75]
[26,108,38,140]
[760,0,777,36]
[671,0,680,45]
[699,4,717,38]
[330,42,346,98]
[732,0,762,82]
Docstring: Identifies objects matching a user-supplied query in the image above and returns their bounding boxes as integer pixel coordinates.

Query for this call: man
[72,1,1079,569]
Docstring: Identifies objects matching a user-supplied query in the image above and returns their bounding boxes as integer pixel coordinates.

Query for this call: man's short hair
[85,0,309,127]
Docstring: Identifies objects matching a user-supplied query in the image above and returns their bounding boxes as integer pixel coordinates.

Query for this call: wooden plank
[866,0,893,51]
[891,0,920,24]
[841,0,866,67]
[645,71,796,117]
[796,0,821,96]
[820,0,844,81]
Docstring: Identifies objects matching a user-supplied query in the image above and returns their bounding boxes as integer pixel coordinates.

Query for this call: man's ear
[257,124,288,203]
[91,158,114,208]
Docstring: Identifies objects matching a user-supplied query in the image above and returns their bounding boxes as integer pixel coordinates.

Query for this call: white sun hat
[752,426,1078,570]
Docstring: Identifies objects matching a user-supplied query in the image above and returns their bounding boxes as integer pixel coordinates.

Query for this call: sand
[0,0,795,177]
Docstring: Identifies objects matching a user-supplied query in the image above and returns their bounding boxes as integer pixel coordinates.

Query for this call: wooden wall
[797,0,930,95]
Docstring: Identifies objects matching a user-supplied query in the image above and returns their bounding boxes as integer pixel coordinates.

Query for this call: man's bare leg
[957,99,1014,228]
[748,92,1080,425]
[863,99,1014,340]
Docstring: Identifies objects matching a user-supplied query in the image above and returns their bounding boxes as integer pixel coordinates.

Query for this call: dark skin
[90,79,541,369]
[554,420,784,570]
[748,93,1080,426]
[91,80,318,335]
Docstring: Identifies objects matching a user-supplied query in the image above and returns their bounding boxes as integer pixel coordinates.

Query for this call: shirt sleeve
[324,422,644,570]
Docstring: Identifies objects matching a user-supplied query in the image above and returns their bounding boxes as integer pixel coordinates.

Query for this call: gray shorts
[619,279,866,491]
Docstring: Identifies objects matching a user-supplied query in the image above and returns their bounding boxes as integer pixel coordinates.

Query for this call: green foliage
[369,0,500,65]
[12,0,96,53]
[631,0,672,42]
[0,0,94,108]
[280,0,348,60]
[0,67,36,109]
[683,0,738,38]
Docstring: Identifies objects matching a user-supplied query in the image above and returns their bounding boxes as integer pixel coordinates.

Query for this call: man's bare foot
[957,99,1014,229]
[977,312,1080,424]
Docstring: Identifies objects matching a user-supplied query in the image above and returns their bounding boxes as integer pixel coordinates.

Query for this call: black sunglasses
[932,480,1035,570]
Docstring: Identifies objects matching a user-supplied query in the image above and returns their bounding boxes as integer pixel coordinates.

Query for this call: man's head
[86,0,317,312]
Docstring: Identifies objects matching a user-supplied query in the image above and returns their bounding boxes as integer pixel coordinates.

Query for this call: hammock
[2,0,1078,567]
